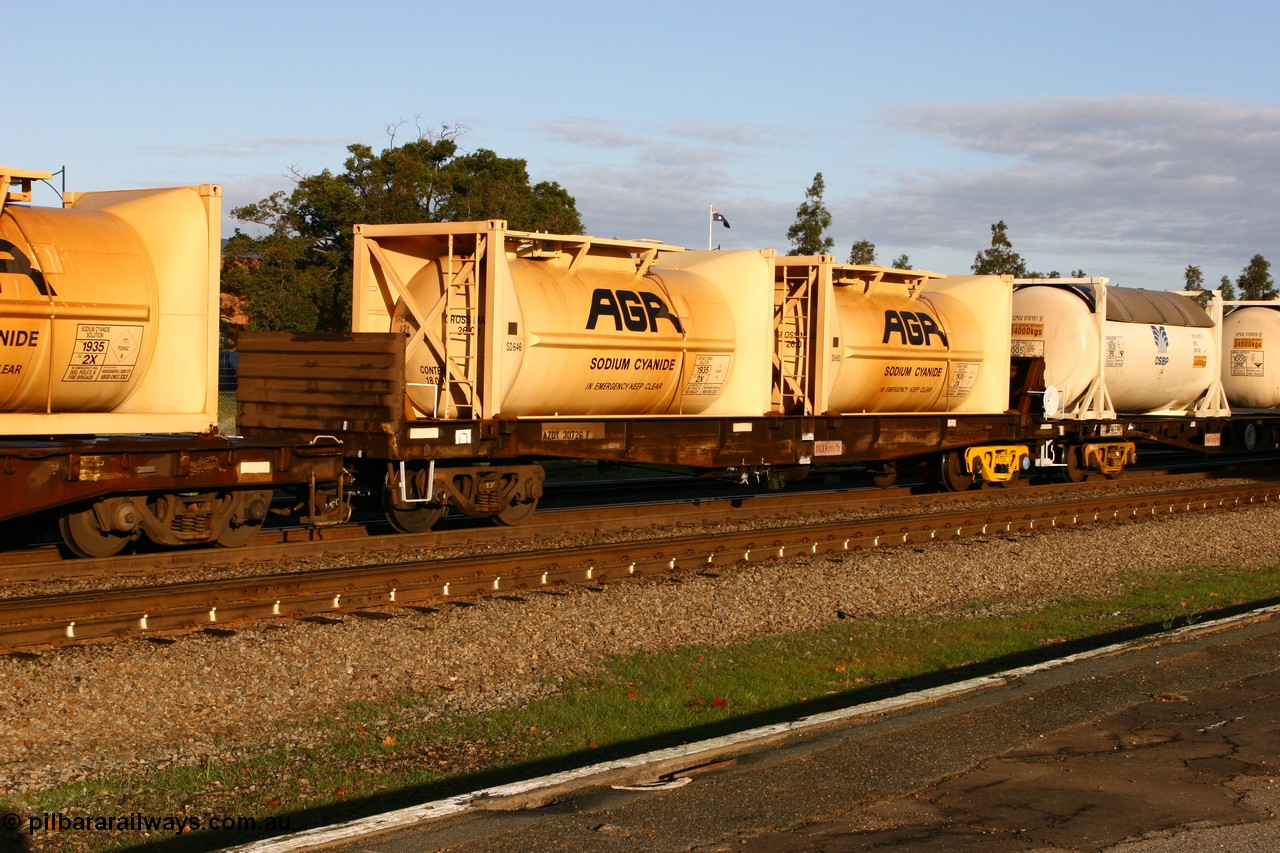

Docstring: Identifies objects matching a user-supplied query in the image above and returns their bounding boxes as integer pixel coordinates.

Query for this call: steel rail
[2,482,1277,652]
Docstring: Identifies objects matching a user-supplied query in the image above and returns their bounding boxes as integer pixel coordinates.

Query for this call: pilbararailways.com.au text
[6,811,292,837]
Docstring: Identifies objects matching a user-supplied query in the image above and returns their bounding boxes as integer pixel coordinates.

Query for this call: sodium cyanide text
[0,329,39,347]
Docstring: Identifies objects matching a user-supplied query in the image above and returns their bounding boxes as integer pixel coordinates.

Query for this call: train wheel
[940,452,975,492]
[383,465,445,534]
[385,502,445,534]
[1063,447,1088,483]
[216,522,260,548]
[870,463,898,489]
[383,482,445,533]
[216,490,274,547]
[59,506,131,558]
[492,469,543,526]
[494,495,539,526]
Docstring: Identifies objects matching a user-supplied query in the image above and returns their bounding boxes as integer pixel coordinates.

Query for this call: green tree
[438,147,583,232]
[1184,265,1205,290]
[1236,254,1277,301]
[222,230,330,332]
[890,253,912,269]
[786,172,834,256]
[1220,274,1238,301]
[1183,264,1211,308]
[224,126,583,332]
[848,239,877,264]
[971,220,1029,277]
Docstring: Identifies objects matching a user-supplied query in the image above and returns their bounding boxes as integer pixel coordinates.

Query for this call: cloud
[544,97,1280,281]
[859,96,1280,272]
[531,117,782,244]
[529,100,1278,275]
[535,118,653,150]
[538,117,784,153]
[240,97,1273,284]
[664,120,801,148]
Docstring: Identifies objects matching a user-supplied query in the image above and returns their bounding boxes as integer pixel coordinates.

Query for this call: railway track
[0,472,800,576]
[2,477,1277,652]
[3,460,1270,584]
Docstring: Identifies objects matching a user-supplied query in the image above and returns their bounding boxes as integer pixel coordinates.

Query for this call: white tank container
[1222,305,1280,409]
[357,223,775,420]
[822,274,999,414]
[0,204,158,412]
[392,254,741,417]
[0,179,221,435]
[1011,281,1220,417]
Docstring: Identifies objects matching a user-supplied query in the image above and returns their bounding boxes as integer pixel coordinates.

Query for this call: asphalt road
[326,611,1280,852]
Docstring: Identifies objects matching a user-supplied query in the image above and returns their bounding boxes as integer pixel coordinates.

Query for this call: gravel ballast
[3,502,1279,794]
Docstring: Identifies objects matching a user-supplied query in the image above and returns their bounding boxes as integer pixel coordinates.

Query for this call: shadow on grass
[131,596,1279,852]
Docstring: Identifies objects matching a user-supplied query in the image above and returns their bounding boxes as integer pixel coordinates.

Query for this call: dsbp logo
[1151,325,1170,366]
[0,239,58,297]
[882,310,948,347]
[586,289,685,334]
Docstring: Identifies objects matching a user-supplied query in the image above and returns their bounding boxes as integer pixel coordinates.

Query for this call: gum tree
[1236,254,1277,301]
[224,125,583,332]
[848,239,876,264]
[786,172,835,256]
[971,220,1029,277]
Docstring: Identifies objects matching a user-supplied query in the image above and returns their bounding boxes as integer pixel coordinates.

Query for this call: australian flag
[712,207,731,228]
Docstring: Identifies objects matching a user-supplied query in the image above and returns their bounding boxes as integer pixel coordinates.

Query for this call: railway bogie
[1078,441,1137,477]
[1026,439,1125,482]
[58,487,274,558]
[962,444,1032,484]
[379,458,544,532]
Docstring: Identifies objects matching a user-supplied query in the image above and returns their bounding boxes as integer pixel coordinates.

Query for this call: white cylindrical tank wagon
[1011,279,1227,418]
[1222,305,1280,410]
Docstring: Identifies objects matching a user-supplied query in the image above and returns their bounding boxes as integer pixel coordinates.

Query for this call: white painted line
[227,604,1280,853]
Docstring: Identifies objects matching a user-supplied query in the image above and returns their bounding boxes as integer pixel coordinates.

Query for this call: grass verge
[7,562,1278,852]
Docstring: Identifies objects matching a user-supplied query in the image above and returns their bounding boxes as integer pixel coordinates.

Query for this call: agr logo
[586,289,685,334]
[882,310,948,347]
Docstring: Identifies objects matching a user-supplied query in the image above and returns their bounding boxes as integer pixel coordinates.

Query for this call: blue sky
[9,0,1279,289]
